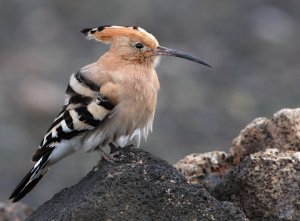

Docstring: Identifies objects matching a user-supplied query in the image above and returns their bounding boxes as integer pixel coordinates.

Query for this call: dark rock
[27,146,247,221]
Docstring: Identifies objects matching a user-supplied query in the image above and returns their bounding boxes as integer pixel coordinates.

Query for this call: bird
[9,25,211,202]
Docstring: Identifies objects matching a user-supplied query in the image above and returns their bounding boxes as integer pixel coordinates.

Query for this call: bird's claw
[93,146,121,171]
[100,150,121,163]
[93,143,134,171]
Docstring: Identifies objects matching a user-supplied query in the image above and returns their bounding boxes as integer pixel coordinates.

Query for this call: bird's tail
[9,153,51,203]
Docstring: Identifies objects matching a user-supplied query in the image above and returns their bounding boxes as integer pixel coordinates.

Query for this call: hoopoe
[9,25,211,202]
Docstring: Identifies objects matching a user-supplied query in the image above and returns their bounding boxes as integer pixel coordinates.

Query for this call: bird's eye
[135,43,144,49]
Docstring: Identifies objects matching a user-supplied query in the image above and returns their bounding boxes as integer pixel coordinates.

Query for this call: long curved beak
[155,46,211,67]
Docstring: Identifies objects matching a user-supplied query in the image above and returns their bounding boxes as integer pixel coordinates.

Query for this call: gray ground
[1,0,300,207]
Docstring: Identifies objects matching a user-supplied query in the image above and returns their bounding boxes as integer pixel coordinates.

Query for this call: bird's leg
[99,146,120,162]
[93,143,120,171]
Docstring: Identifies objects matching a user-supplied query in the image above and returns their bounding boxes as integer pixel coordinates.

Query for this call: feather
[10,70,115,202]
[10,25,164,202]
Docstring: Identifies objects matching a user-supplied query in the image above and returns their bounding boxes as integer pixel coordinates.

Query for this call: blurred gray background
[1,0,300,207]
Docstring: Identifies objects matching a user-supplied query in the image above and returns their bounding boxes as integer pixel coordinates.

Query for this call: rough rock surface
[230,108,300,164]
[174,151,232,191]
[176,108,300,221]
[0,202,32,221]
[26,146,247,221]
[213,148,300,221]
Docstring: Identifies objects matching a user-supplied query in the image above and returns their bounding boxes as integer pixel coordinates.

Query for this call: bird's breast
[119,77,158,127]
[84,62,160,148]
[110,69,158,139]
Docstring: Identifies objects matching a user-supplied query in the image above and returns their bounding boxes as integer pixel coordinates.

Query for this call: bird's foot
[93,144,121,171]
[92,143,135,171]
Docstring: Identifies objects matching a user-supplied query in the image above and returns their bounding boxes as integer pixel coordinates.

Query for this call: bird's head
[81,25,211,68]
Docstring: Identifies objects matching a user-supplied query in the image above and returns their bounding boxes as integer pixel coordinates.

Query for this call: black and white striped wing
[32,71,115,163]
[9,71,115,203]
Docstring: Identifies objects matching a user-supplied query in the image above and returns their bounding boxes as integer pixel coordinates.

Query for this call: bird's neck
[80,53,158,89]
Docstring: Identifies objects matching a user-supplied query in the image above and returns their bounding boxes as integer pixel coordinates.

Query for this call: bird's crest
[81,25,159,48]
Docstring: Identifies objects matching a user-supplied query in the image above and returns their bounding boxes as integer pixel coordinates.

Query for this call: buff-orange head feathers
[81,25,211,67]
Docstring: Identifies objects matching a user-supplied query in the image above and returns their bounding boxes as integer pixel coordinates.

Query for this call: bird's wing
[32,71,115,163]
[9,70,116,203]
